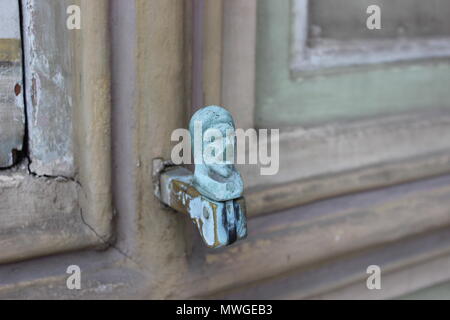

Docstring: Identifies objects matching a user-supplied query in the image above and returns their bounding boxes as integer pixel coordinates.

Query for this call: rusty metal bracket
[153,159,247,249]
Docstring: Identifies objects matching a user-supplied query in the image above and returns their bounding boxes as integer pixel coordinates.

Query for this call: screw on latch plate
[153,106,247,249]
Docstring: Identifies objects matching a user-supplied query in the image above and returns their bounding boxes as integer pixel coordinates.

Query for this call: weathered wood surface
[0,1,25,168]
[241,110,450,216]
[22,0,76,176]
[4,171,449,299]
[0,0,113,265]
[314,251,450,299]
[214,226,450,299]
[0,168,99,264]
[0,0,449,300]
[219,0,450,217]
[177,174,450,298]
[0,259,145,299]
[244,150,450,217]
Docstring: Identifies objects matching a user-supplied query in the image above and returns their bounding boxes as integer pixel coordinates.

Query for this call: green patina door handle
[153,106,247,249]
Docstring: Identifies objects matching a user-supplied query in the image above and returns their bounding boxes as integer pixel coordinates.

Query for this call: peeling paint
[21,0,75,176]
[0,1,25,168]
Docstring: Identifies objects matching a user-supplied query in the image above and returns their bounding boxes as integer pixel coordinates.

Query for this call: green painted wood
[400,280,450,300]
[256,0,450,128]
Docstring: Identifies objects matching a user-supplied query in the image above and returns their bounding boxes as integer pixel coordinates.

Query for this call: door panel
[1,0,450,300]
[257,0,450,127]
[220,0,450,218]
[0,0,112,265]
[212,0,450,298]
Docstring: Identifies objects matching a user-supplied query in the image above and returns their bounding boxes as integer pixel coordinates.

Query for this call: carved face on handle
[189,106,244,201]
[203,122,235,178]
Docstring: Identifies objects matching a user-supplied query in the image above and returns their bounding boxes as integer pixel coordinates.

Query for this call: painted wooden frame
[0,0,112,264]
[256,0,450,129]
[219,0,450,218]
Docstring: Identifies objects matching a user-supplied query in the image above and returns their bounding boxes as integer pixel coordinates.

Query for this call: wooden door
[2,0,450,300]
[190,0,450,299]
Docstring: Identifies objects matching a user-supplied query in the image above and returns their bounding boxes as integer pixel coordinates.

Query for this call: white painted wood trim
[291,0,450,75]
